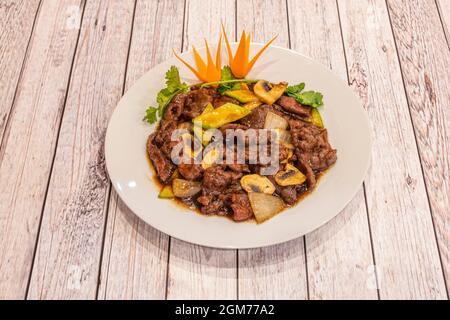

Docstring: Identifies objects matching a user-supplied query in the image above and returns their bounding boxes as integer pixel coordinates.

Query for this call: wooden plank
[166,0,238,300]
[287,0,378,300]
[436,0,450,46]
[0,0,41,143]
[236,0,308,300]
[97,0,185,300]
[387,0,450,296]
[27,0,136,299]
[0,0,83,299]
[337,0,447,299]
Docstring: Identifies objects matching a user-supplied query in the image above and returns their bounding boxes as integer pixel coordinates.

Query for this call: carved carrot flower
[222,24,277,79]
[173,37,222,83]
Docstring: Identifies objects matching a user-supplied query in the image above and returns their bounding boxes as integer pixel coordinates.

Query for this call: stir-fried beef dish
[147,78,337,223]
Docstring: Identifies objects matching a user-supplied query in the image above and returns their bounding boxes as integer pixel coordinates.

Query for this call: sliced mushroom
[275,163,306,186]
[281,148,294,164]
[240,174,276,194]
[254,80,288,105]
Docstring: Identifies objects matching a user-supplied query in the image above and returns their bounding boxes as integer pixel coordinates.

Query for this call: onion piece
[273,128,292,144]
[172,179,202,198]
[264,112,288,130]
[248,193,285,223]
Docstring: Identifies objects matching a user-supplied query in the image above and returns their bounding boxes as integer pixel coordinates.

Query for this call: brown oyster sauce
[148,153,330,224]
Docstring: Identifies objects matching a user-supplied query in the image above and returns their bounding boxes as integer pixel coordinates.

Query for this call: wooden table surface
[0,0,449,300]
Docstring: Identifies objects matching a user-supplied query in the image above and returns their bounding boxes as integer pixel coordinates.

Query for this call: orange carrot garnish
[173,36,222,83]
[222,23,277,78]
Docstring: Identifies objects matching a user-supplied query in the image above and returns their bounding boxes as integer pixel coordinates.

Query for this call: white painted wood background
[0,0,448,300]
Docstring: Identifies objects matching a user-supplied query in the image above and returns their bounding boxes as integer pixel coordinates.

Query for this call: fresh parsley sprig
[144,66,189,124]
[285,82,324,108]
[217,66,240,94]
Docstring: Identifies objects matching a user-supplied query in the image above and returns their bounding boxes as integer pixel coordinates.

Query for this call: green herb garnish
[285,82,324,108]
[217,66,241,94]
[144,66,189,124]
[143,106,158,124]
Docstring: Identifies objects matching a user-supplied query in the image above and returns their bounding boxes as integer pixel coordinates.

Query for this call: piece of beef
[240,104,290,129]
[278,143,290,162]
[165,92,187,120]
[223,149,251,173]
[197,194,229,215]
[183,87,215,119]
[202,166,232,195]
[297,157,317,189]
[268,176,298,205]
[230,193,253,221]
[239,104,269,129]
[178,163,203,181]
[208,191,253,221]
[227,163,250,173]
[154,93,188,156]
[197,194,212,206]
[227,181,244,193]
[147,133,175,183]
[277,96,311,118]
[154,120,176,146]
[290,119,337,172]
[219,123,249,134]
[213,95,240,108]
[202,166,243,195]
[279,186,298,205]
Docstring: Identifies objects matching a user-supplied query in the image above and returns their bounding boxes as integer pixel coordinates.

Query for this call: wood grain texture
[166,0,238,300]
[337,0,447,299]
[0,0,83,299]
[387,0,450,295]
[97,0,185,300]
[0,0,41,144]
[27,0,135,299]
[436,0,450,47]
[236,0,308,300]
[287,0,378,300]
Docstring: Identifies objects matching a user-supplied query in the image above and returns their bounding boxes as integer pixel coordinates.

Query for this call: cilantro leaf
[156,87,177,117]
[285,82,305,95]
[158,66,189,116]
[143,106,158,124]
[165,65,184,90]
[221,66,234,81]
[295,91,323,108]
[285,82,323,108]
[218,66,241,94]
[144,66,189,123]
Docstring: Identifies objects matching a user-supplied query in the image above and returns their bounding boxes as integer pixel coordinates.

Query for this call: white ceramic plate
[105,44,371,249]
